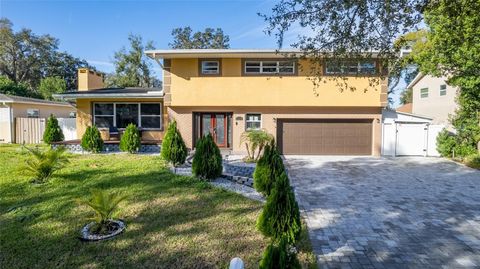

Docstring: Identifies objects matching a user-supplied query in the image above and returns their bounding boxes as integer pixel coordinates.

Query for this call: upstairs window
[420,88,429,98]
[27,109,39,118]
[200,60,220,75]
[325,60,377,75]
[245,113,261,130]
[244,60,295,75]
[440,84,447,96]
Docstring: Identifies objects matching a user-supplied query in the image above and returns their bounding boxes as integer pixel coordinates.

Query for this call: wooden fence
[14,117,76,144]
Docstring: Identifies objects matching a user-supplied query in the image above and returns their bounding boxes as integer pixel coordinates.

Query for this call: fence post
[229,257,244,269]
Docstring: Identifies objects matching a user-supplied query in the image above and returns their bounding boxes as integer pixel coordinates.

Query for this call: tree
[253,141,286,196]
[192,133,222,180]
[412,0,480,153]
[161,121,188,167]
[39,77,66,100]
[43,114,64,144]
[400,88,412,105]
[0,76,38,98]
[81,126,104,153]
[107,34,161,88]
[0,18,93,93]
[259,237,301,269]
[169,27,230,49]
[119,123,141,153]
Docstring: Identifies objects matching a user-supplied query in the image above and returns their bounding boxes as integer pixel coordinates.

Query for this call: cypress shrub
[436,129,456,157]
[253,140,285,196]
[43,114,64,144]
[81,125,104,153]
[161,120,188,166]
[120,123,141,153]
[192,133,222,180]
[257,172,301,244]
[259,237,301,269]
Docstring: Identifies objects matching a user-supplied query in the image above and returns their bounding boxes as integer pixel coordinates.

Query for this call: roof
[53,87,164,100]
[406,72,426,89]
[0,94,73,107]
[145,48,381,59]
[396,103,413,113]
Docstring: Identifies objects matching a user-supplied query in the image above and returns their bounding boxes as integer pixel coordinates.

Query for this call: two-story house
[406,73,458,128]
[146,49,387,156]
[57,49,387,156]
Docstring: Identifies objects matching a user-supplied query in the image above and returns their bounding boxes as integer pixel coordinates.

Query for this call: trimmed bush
[465,154,480,169]
[25,146,69,183]
[161,121,188,166]
[81,125,104,153]
[253,140,286,196]
[120,124,141,153]
[259,237,301,269]
[192,133,222,180]
[43,114,64,144]
[257,172,301,244]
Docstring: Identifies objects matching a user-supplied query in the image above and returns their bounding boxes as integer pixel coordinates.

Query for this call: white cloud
[87,60,114,67]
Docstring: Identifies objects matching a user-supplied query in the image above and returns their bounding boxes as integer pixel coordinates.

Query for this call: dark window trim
[241,58,298,76]
[92,102,163,131]
[322,59,380,77]
[198,58,222,77]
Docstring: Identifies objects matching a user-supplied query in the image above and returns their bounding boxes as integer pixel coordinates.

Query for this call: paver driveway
[285,156,480,269]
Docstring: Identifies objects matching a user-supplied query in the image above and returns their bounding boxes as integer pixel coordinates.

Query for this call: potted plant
[79,189,127,241]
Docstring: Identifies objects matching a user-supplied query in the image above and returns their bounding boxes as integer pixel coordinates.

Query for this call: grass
[0,144,316,269]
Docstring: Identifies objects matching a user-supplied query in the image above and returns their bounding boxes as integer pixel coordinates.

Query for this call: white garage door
[395,123,427,156]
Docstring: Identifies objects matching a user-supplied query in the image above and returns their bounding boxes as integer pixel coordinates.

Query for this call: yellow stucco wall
[76,98,166,140]
[11,103,74,118]
[169,58,385,107]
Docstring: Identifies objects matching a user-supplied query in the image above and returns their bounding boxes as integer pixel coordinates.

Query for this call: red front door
[201,113,228,147]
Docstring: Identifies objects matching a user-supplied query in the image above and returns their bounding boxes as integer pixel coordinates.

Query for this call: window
[201,60,220,75]
[325,60,377,75]
[420,88,429,98]
[440,84,447,96]
[93,103,162,129]
[27,109,39,118]
[244,60,295,75]
[245,114,261,130]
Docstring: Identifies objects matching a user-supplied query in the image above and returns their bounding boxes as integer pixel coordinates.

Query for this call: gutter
[53,92,164,101]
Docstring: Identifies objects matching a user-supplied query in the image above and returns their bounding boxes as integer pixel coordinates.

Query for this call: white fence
[58,118,77,141]
[14,117,76,144]
[382,123,444,157]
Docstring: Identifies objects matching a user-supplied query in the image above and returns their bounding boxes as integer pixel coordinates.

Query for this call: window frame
[27,108,40,118]
[420,88,429,98]
[245,113,262,131]
[440,84,447,96]
[93,102,163,130]
[242,59,296,76]
[199,59,221,76]
[324,60,377,75]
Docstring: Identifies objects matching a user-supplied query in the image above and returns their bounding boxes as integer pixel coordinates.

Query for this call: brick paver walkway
[285,156,480,269]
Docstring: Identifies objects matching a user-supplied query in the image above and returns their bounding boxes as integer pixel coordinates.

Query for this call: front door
[200,113,228,147]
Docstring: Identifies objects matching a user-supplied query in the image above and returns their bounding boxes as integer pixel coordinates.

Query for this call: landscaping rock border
[80,220,126,241]
[53,143,161,153]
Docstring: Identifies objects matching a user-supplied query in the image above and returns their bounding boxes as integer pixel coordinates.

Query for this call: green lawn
[0,145,316,269]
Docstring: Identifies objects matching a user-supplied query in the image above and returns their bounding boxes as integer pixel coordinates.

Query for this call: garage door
[278,119,373,155]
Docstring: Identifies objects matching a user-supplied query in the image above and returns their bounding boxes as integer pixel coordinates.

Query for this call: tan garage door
[278,119,373,155]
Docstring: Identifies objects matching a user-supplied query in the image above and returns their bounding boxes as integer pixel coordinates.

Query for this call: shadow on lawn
[285,156,480,268]
[1,162,265,269]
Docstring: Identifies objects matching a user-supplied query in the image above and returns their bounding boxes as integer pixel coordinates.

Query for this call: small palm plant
[82,189,127,235]
[25,146,69,183]
[240,129,273,162]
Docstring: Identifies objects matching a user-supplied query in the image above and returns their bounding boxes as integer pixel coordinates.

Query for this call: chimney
[77,68,104,91]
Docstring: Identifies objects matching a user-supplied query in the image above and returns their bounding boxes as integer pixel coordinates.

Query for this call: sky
[0,0,404,106]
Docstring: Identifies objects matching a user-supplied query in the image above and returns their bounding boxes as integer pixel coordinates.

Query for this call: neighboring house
[55,68,165,141]
[407,73,458,127]
[142,49,388,156]
[0,94,75,143]
[396,103,412,113]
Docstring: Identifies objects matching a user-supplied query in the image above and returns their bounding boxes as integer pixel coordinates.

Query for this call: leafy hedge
[120,124,141,153]
[43,114,64,144]
[192,133,222,180]
[81,126,103,153]
[161,120,188,166]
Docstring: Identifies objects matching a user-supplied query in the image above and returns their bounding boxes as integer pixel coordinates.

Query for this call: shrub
[81,125,104,153]
[259,237,301,269]
[253,140,286,196]
[192,133,222,180]
[25,146,69,183]
[465,154,480,169]
[257,172,301,244]
[119,123,141,153]
[240,129,273,162]
[436,129,456,157]
[82,189,127,234]
[43,114,64,144]
[161,120,188,166]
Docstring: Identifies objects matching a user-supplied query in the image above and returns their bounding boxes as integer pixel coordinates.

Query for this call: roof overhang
[406,72,426,89]
[53,92,164,101]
